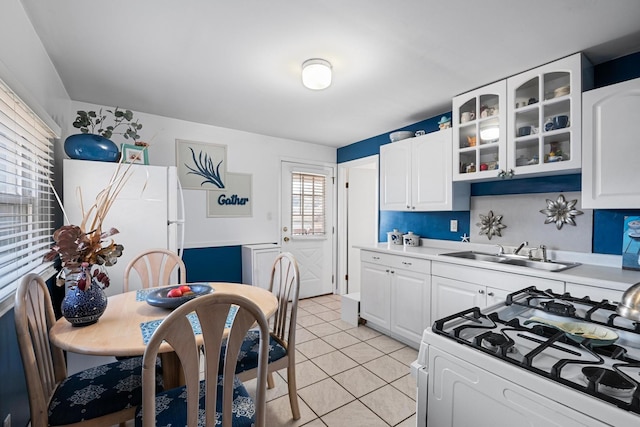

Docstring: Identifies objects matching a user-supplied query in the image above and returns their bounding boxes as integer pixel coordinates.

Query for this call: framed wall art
[121,143,148,164]
[207,172,252,217]
[176,139,227,190]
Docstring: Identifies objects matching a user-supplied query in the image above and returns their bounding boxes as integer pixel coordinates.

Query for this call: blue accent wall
[183,246,242,283]
[0,308,29,427]
[337,52,640,255]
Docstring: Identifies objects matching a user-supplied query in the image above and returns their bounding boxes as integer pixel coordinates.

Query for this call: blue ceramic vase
[61,268,108,327]
[64,134,120,162]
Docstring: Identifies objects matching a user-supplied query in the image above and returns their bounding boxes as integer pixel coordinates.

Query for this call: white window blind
[0,78,56,303]
[291,172,326,236]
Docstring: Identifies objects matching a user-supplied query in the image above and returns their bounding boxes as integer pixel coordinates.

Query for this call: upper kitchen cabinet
[582,76,640,208]
[380,129,469,211]
[453,80,507,181]
[506,53,592,178]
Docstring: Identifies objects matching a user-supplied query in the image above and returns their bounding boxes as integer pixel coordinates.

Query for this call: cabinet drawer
[360,250,392,266]
[432,262,563,294]
[387,255,431,274]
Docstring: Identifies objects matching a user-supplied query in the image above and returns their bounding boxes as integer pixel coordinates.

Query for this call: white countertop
[357,239,640,293]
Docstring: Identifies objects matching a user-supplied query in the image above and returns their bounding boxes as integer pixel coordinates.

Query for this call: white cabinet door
[566,282,624,305]
[486,286,511,307]
[452,80,507,181]
[506,53,588,178]
[412,129,469,211]
[582,77,640,208]
[380,139,411,210]
[391,268,430,344]
[431,275,485,321]
[360,262,391,329]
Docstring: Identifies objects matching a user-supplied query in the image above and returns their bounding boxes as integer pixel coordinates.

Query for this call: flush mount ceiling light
[302,58,332,90]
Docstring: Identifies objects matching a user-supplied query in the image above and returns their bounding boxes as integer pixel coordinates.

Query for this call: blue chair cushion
[220,331,287,374]
[134,376,255,427]
[49,356,162,425]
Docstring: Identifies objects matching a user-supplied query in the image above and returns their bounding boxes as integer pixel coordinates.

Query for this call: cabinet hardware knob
[385,269,390,273]
[488,292,494,296]
[390,270,395,274]
[478,289,485,294]
[373,256,380,260]
[402,261,412,265]
[283,236,290,242]
[406,205,410,209]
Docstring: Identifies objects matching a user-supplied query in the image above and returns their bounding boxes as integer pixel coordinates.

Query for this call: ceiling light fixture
[302,58,332,90]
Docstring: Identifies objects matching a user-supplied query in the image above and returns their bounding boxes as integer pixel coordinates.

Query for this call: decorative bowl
[146,283,214,309]
[389,131,414,142]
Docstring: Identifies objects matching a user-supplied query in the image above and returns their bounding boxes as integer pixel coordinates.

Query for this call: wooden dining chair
[123,248,186,292]
[228,252,301,420]
[137,292,269,427]
[14,273,158,427]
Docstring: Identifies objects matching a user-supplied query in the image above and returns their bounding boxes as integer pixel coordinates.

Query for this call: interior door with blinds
[281,161,335,299]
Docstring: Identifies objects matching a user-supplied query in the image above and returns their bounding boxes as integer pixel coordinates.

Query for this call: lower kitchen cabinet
[360,250,431,347]
[431,261,564,321]
[566,282,624,305]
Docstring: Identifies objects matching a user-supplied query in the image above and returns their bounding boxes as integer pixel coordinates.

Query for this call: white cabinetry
[582,77,640,208]
[431,262,564,320]
[506,53,591,178]
[453,80,507,181]
[380,130,469,211]
[566,282,624,305]
[241,243,280,289]
[453,53,592,182]
[360,250,431,347]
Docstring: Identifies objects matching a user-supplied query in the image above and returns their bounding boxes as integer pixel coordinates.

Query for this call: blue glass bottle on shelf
[64,134,120,162]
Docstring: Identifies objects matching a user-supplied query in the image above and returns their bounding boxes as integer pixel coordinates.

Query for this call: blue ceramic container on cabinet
[64,134,120,162]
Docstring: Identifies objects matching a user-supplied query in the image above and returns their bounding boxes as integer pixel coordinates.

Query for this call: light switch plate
[450,220,458,232]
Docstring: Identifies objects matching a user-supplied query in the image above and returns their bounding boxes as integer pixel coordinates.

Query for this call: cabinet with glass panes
[506,53,592,177]
[452,80,507,181]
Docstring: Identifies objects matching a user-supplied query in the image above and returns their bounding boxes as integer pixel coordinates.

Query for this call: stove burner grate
[582,367,636,398]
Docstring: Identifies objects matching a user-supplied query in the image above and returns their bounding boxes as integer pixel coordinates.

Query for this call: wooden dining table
[49,282,278,389]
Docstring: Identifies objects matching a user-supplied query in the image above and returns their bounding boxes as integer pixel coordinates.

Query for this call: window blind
[0,78,56,303]
[291,172,326,236]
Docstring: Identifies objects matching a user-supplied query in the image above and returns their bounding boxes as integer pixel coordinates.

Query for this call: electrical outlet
[450,219,458,232]
[4,413,11,427]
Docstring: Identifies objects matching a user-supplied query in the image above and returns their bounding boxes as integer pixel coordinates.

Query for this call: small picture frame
[121,144,148,165]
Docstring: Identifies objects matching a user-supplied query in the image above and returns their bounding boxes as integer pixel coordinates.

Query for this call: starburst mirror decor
[539,194,583,230]
[476,210,507,240]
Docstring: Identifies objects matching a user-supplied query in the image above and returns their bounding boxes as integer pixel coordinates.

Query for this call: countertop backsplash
[470,191,592,253]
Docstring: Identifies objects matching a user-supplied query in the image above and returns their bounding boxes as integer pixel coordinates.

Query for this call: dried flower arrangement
[43,160,139,290]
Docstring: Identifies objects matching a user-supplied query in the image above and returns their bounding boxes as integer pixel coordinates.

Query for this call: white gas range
[413,286,640,427]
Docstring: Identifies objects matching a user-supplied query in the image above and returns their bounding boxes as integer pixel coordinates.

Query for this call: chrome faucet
[539,244,548,262]
[514,241,528,255]
[495,244,504,256]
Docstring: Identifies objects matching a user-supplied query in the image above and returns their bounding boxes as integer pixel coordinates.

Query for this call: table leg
[160,351,184,389]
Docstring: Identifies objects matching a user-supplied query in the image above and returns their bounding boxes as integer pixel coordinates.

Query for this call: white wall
[0,0,71,135]
[70,100,336,249]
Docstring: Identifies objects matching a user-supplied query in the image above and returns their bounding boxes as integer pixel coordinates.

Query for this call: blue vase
[64,134,120,162]
[61,269,108,327]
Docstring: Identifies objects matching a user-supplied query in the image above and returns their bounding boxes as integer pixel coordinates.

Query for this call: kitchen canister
[387,229,403,245]
[403,231,420,247]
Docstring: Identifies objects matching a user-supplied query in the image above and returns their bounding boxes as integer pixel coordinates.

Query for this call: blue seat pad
[49,356,162,425]
[134,376,255,427]
[221,331,287,374]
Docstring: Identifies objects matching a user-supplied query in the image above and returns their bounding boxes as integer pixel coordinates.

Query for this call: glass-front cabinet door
[452,80,507,181]
[506,53,591,177]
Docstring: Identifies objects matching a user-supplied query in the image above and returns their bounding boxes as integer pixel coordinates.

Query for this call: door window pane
[291,172,325,236]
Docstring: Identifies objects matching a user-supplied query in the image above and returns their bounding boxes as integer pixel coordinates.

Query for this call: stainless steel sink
[440,251,581,272]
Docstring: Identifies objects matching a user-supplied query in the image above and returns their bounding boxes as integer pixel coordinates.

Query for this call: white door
[281,161,335,299]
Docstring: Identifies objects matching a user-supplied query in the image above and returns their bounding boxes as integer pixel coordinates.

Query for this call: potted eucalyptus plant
[64,107,143,162]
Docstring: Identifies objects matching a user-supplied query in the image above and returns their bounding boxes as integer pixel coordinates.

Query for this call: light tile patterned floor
[242,294,418,426]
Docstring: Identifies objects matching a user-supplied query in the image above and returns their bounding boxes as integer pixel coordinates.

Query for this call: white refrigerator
[62,159,184,296]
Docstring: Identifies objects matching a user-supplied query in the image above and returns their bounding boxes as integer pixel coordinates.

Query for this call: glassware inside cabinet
[514,109,538,138]
[543,136,570,163]
[543,99,571,132]
[458,123,476,149]
[478,145,499,172]
[514,77,539,108]
[543,71,571,101]
[514,138,540,167]
[478,94,499,118]
[459,98,476,124]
